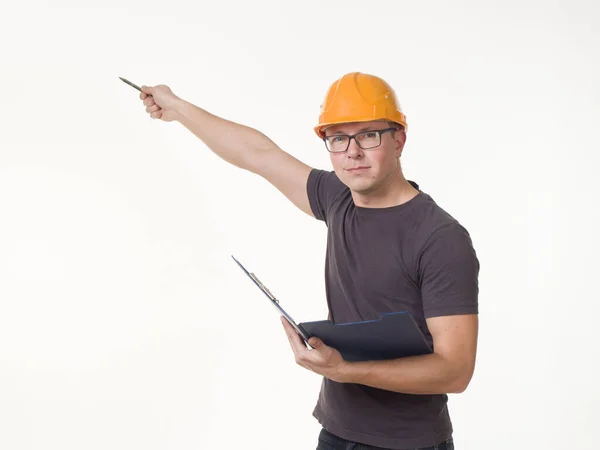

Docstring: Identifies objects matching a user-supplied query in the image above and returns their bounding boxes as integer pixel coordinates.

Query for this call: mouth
[345,166,370,174]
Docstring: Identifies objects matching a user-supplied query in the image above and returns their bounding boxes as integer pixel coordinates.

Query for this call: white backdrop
[1,1,599,449]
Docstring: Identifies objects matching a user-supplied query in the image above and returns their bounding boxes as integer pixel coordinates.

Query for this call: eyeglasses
[323,127,397,153]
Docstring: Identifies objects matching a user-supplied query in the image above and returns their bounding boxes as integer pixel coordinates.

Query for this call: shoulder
[407,193,480,316]
[406,191,478,268]
[306,169,349,222]
[413,192,461,232]
[307,168,345,191]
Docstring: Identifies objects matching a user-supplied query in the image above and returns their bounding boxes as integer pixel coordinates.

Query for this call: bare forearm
[340,353,472,395]
[172,98,277,173]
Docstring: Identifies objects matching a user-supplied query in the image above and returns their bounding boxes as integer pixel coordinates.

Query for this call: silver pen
[119,77,152,96]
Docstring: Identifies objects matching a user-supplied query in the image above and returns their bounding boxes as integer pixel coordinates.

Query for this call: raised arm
[140,84,315,217]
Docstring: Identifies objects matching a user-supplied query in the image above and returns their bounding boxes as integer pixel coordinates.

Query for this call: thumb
[308,337,322,348]
[141,85,153,95]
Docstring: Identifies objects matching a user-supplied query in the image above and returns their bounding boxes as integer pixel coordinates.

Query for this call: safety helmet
[314,72,407,138]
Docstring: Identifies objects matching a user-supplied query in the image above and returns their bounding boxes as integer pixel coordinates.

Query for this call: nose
[346,138,364,159]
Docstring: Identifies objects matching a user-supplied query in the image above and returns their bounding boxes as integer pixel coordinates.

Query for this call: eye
[364,132,377,139]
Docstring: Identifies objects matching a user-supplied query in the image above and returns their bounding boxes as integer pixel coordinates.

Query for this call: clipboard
[231,256,433,361]
[231,255,311,343]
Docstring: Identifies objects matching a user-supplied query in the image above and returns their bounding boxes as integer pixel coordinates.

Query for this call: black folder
[232,256,432,361]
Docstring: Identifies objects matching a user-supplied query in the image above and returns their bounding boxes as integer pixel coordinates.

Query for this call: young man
[139,72,479,450]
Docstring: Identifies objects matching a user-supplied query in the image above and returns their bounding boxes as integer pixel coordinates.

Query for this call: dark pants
[316,428,454,450]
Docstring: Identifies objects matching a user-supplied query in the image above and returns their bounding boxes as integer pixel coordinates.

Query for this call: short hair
[387,121,405,133]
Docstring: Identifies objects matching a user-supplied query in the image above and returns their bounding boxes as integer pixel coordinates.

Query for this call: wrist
[339,360,376,384]
[171,96,188,122]
[336,360,360,384]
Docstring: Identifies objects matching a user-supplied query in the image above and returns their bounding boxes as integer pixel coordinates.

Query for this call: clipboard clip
[249,272,279,303]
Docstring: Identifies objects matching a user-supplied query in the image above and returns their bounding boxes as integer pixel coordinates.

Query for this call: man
[139,72,479,450]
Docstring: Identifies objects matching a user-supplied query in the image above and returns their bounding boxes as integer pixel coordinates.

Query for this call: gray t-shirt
[306,169,480,449]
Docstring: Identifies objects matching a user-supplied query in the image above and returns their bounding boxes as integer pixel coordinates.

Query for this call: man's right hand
[140,85,181,122]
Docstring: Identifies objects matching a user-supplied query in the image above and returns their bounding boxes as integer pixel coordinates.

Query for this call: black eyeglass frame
[322,127,398,153]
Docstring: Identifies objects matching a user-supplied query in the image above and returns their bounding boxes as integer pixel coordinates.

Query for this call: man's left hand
[281,316,348,383]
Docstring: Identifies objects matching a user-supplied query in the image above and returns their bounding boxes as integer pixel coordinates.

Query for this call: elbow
[448,370,475,394]
[449,380,469,394]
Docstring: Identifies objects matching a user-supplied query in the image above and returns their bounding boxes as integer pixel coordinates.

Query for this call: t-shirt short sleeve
[306,169,347,223]
[418,223,480,318]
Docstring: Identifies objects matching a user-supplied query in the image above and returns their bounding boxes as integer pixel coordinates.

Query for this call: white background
[1,1,599,449]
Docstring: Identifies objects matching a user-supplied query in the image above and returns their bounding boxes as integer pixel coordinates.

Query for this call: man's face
[324,120,405,195]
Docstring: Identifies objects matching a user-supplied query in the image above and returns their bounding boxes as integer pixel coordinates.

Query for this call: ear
[395,128,406,158]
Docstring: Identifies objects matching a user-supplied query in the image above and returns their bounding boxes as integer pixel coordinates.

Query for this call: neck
[351,170,419,209]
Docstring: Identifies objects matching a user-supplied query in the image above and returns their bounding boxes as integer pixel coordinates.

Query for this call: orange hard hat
[314,72,407,138]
